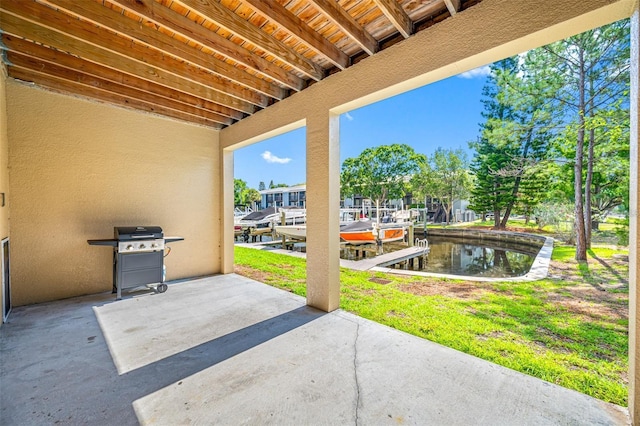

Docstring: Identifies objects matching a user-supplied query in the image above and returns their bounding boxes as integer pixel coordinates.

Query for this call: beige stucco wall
[631,7,640,423]
[6,80,221,306]
[0,66,9,241]
[0,65,9,323]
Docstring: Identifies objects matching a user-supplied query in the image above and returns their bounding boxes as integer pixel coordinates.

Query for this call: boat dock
[340,246,429,271]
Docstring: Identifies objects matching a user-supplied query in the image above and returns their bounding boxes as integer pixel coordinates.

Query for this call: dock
[340,246,428,271]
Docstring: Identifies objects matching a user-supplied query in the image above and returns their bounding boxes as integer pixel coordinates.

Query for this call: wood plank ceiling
[0,0,481,129]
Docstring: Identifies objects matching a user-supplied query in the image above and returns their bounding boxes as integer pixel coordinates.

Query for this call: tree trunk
[584,125,594,249]
[500,131,532,229]
[584,78,595,250]
[574,48,587,261]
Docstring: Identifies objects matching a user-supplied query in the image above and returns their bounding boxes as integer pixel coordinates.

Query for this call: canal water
[239,233,541,278]
[384,236,541,278]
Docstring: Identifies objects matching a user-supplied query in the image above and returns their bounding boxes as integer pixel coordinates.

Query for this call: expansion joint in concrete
[353,320,361,426]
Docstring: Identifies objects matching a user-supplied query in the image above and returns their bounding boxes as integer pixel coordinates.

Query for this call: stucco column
[630,5,640,423]
[305,113,341,312]
[221,148,235,274]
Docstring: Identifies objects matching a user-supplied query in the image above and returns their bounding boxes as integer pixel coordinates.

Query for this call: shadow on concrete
[117,305,325,395]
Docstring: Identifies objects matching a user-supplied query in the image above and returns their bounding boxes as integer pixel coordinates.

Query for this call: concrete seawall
[379,227,554,282]
[415,227,546,249]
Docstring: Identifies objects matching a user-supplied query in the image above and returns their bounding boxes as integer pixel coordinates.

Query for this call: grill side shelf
[164,237,185,243]
[87,239,118,247]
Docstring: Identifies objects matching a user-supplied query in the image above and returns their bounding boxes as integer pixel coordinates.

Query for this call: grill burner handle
[131,235,156,239]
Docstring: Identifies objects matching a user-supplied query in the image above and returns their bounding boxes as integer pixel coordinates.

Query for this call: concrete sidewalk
[0,274,629,425]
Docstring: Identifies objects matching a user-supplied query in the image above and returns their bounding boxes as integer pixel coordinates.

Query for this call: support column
[630,6,639,424]
[221,148,235,274]
[305,112,341,312]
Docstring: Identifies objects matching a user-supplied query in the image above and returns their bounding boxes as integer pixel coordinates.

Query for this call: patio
[1,274,629,424]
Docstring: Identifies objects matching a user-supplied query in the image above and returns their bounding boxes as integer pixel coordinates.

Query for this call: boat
[339,220,376,245]
[273,208,365,241]
[273,225,307,240]
[339,220,407,245]
[236,207,306,238]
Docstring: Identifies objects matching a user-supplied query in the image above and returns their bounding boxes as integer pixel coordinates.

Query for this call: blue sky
[234,66,491,189]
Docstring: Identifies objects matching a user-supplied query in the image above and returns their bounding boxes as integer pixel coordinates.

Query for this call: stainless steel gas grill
[88,226,184,300]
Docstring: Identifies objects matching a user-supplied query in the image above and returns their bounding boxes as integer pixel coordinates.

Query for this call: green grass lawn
[235,244,629,406]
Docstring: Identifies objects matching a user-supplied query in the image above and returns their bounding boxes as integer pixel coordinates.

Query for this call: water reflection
[388,236,539,278]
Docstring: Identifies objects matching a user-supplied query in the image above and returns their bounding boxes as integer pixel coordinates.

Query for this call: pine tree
[468,58,520,228]
[542,19,630,259]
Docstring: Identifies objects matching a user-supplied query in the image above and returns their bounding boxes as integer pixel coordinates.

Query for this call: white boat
[274,209,369,241]
[236,207,306,238]
[274,225,307,240]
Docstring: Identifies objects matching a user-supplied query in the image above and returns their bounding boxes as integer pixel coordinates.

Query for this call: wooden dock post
[281,211,286,249]
[408,224,414,246]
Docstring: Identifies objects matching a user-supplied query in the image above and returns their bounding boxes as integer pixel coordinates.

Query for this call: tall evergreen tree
[469,57,553,228]
[542,19,629,259]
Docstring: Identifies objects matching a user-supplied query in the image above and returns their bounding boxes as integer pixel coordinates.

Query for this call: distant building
[259,184,476,223]
[259,184,306,208]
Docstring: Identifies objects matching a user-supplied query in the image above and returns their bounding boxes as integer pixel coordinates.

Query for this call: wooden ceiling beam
[6,51,234,126]
[244,0,349,70]
[176,0,324,81]
[9,67,223,129]
[444,0,462,16]
[109,0,304,92]
[373,0,412,38]
[39,0,286,100]
[0,34,243,120]
[0,0,266,108]
[0,10,256,114]
[307,0,378,56]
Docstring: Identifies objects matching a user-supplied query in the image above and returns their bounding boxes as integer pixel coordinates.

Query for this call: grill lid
[114,226,163,240]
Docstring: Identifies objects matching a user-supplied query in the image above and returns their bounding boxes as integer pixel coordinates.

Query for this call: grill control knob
[139,243,146,249]
[151,243,158,248]
[126,245,134,251]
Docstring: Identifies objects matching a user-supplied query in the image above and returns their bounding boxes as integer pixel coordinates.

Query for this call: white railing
[415,238,430,254]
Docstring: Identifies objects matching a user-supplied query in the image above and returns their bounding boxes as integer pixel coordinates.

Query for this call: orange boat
[377,227,405,243]
[340,220,405,245]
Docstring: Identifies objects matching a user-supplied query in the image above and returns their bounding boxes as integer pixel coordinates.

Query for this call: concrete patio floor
[0,274,630,425]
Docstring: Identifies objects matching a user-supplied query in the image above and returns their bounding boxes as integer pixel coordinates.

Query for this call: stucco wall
[0,65,9,322]
[0,66,9,241]
[6,80,221,306]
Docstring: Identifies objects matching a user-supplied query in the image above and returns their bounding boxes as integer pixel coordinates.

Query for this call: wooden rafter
[9,66,224,128]
[244,0,349,70]
[176,0,325,81]
[307,0,378,56]
[0,0,482,129]
[444,0,462,16]
[0,10,257,114]
[39,0,286,100]
[0,34,244,121]
[5,50,234,126]
[0,0,269,107]
[106,0,305,92]
[373,0,412,39]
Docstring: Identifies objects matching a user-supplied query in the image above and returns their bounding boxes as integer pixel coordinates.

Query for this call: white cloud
[458,65,492,79]
[261,151,292,164]
[344,112,354,121]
